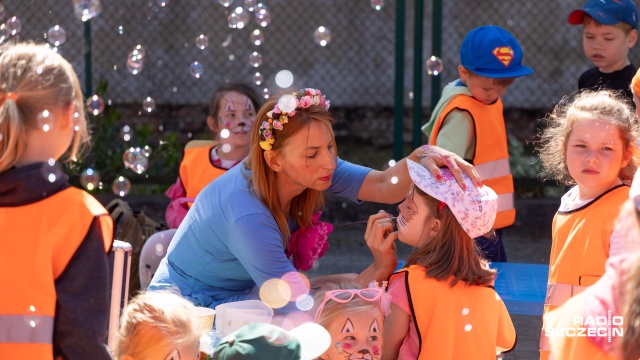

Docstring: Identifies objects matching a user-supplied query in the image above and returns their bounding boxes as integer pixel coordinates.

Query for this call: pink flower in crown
[312,96,320,106]
[305,88,317,96]
[273,104,281,115]
[287,211,333,271]
[261,121,270,129]
[288,110,297,117]
[325,100,330,109]
[299,96,313,108]
[272,121,283,130]
[318,97,326,108]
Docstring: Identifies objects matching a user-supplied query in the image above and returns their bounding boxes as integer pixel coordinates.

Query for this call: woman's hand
[415,145,481,189]
[363,210,398,277]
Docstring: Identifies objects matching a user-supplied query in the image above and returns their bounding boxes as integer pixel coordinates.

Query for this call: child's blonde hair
[404,186,495,287]
[0,42,89,172]
[313,282,382,330]
[538,90,639,185]
[583,15,636,36]
[114,291,201,360]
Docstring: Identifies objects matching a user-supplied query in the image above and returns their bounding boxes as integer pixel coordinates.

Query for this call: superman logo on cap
[492,46,514,67]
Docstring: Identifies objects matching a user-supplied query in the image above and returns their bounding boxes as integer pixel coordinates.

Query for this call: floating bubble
[388,159,396,167]
[118,25,124,35]
[0,23,8,43]
[86,95,105,116]
[40,158,63,183]
[408,91,414,100]
[142,97,156,112]
[37,109,54,132]
[371,0,384,10]
[228,7,249,29]
[244,0,257,11]
[190,61,204,78]
[112,176,131,197]
[72,0,102,22]
[129,152,149,174]
[126,51,144,75]
[0,4,5,21]
[281,272,310,301]
[391,176,399,184]
[248,52,262,67]
[262,88,269,99]
[250,29,264,46]
[25,305,41,329]
[426,55,444,76]
[220,128,230,139]
[295,294,314,311]
[218,0,233,7]
[46,25,66,46]
[252,71,263,85]
[142,145,152,157]
[157,0,169,6]
[5,16,22,36]
[195,34,208,49]
[80,168,101,191]
[259,278,291,309]
[120,125,134,142]
[254,5,271,27]
[275,70,294,88]
[132,44,146,58]
[313,26,331,46]
[221,144,232,153]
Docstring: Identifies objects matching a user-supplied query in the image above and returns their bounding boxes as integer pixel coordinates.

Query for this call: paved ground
[306,225,551,360]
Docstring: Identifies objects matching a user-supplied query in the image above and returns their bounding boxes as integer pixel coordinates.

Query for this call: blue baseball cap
[460,25,533,79]
[568,0,639,30]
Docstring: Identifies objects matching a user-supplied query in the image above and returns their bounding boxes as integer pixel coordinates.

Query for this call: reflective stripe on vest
[0,315,54,344]
[497,193,514,213]
[544,283,587,307]
[475,158,511,181]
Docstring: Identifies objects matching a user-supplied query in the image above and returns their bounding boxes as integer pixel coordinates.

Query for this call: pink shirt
[387,272,420,360]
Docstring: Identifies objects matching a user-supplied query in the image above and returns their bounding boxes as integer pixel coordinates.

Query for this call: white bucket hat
[406,159,498,238]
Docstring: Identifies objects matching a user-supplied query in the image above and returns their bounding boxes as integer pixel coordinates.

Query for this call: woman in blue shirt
[150,88,480,311]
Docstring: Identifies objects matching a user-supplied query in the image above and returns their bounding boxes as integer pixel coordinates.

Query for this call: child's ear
[429,218,441,238]
[627,29,638,49]
[59,103,75,130]
[263,149,282,172]
[206,116,217,133]
[458,65,468,83]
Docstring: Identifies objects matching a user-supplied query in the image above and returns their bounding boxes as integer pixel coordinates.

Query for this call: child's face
[566,118,631,199]
[582,22,637,73]
[214,91,256,148]
[323,310,383,360]
[396,185,438,247]
[458,66,508,105]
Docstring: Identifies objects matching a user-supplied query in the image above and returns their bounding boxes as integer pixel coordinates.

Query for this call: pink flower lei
[286,211,333,271]
[259,88,331,151]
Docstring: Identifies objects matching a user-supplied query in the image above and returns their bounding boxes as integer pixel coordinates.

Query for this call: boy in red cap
[568,0,639,102]
[422,25,533,263]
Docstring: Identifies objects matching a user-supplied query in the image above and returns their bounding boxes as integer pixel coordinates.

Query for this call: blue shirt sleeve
[328,158,371,202]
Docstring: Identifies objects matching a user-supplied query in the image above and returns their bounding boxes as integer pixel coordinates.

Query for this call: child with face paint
[313,282,391,360]
[165,82,262,228]
[381,160,516,360]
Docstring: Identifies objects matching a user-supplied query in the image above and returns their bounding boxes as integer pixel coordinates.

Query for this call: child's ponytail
[0,93,26,172]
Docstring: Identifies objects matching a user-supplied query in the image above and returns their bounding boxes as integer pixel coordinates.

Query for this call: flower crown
[259,88,330,151]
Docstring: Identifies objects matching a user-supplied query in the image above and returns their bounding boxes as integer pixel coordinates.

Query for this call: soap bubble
[228,7,249,29]
[142,97,156,112]
[254,5,271,27]
[112,176,131,197]
[5,16,22,36]
[120,125,134,142]
[371,0,384,10]
[37,109,54,132]
[313,26,331,46]
[190,61,204,78]
[86,95,105,116]
[46,25,66,46]
[426,56,444,76]
[250,29,264,45]
[275,70,294,88]
[195,34,208,49]
[40,158,63,183]
[244,0,257,11]
[252,72,263,85]
[123,147,149,174]
[249,52,262,67]
[80,168,101,191]
[218,0,233,7]
[72,0,102,22]
[157,0,169,6]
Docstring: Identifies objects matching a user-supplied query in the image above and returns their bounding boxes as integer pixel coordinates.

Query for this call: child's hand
[364,210,398,274]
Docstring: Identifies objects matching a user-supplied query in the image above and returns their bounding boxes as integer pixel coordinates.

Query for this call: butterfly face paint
[396,184,434,247]
[325,311,383,360]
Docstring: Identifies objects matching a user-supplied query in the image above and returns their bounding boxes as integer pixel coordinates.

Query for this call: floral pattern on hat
[406,160,498,238]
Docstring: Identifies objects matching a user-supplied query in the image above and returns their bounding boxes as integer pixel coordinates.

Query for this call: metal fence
[6,0,640,110]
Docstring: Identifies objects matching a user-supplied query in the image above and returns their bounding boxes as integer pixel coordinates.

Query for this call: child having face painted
[165,82,262,228]
[313,282,391,360]
[381,161,516,359]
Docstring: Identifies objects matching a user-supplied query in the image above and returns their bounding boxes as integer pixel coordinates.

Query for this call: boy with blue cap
[422,25,533,263]
[568,0,638,102]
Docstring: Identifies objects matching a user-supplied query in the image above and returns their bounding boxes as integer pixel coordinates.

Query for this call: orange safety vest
[429,95,515,229]
[0,187,112,359]
[179,146,227,202]
[389,265,516,359]
[540,184,628,354]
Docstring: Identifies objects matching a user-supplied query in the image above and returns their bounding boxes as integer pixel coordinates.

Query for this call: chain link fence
[8,0,639,109]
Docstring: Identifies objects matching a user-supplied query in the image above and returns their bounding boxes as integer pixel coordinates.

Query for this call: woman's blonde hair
[538,90,640,186]
[114,291,200,360]
[245,96,336,245]
[404,186,495,287]
[0,42,89,172]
